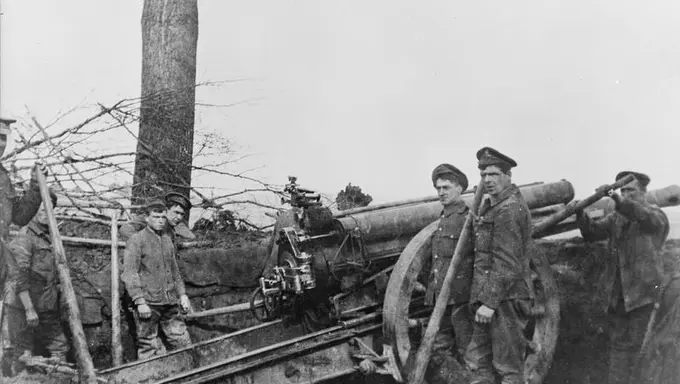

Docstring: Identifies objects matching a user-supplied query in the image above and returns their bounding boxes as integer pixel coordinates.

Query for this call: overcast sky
[2,1,680,206]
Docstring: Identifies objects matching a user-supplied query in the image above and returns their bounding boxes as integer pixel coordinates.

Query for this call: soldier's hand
[179,295,192,313]
[31,161,48,181]
[25,308,39,327]
[137,304,152,319]
[609,191,622,204]
[474,304,495,324]
[595,184,613,196]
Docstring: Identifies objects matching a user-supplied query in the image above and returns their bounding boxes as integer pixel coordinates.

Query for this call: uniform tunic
[0,165,42,241]
[4,222,68,361]
[465,184,533,384]
[425,199,473,306]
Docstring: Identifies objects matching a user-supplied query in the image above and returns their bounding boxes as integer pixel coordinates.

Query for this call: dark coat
[425,199,474,305]
[0,164,42,241]
[122,227,187,306]
[470,185,533,309]
[6,222,60,312]
[579,198,669,312]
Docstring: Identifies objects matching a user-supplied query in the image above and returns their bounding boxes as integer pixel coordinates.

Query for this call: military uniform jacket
[122,227,187,306]
[425,199,474,305]
[0,165,42,241]
[470,185,533,309]
[5,222,60,312]
[579,199,669,312]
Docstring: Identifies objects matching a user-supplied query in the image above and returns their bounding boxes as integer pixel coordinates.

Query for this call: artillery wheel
[383,221,560,384]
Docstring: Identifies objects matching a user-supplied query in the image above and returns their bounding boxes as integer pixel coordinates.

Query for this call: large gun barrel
[335,180,575,244]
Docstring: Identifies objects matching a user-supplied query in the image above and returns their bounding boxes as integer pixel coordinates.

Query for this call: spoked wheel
[249,285,281,322]
[383,221,559,384]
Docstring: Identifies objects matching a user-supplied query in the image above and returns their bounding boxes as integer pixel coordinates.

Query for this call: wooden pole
[35,168,98,384]
[184,301,261,320]
[406,179,486,384]
[110,212,123,366]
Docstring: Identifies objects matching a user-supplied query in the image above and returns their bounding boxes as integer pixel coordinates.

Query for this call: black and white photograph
[0,1,679,383]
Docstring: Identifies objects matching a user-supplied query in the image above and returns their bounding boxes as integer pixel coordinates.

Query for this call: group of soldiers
[427,146,670,384]
[0,117,197,375]
[0,111,673,384]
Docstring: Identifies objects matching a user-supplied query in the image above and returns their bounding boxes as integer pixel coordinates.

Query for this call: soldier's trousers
[464,299,530,384]
[607,302,654,384]
[4,305,68,363]
[427,304,473,384]
[133,304,191,360]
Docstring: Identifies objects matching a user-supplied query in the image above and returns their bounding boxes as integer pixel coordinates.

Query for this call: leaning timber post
[35,169,98,384]
[406,179,486,384]
[110,212,123,366]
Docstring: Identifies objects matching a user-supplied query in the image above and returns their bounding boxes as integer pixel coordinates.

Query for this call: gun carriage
[94,177,680,384]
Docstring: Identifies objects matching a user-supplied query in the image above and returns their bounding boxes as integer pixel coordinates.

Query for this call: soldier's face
[621,180,645,203]
[435,179,462,206]
[146,210,167,231]
[166,205,185,227]
[480,165,511,197]
[36,206,49,226]
[0,134,7,157]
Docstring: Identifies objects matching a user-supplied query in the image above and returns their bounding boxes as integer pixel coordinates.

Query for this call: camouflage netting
[7,219,680,383]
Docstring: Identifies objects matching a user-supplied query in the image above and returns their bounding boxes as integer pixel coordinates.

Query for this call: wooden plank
[110,212,123,366]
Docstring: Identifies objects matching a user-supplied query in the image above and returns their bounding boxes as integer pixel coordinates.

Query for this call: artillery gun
[98,177,680,384]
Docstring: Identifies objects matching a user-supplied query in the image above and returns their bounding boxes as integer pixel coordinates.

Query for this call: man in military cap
[122,200,192,359]
[425,163,475,382]
[4,191,68,375]
[164,192,196,241]
[576,171,669,384]
[464,147,533,384]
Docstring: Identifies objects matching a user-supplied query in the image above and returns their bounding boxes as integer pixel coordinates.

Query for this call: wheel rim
[383,222,560,383]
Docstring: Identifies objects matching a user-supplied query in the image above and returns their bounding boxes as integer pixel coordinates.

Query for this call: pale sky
[2,1,680,208]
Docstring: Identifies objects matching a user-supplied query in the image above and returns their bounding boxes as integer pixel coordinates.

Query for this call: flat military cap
[476,146,518,170]
[431,163,469,190]
[145,199,167,212]
[616,171,650,187]
[165,192,192,210]
[0,118,16,135]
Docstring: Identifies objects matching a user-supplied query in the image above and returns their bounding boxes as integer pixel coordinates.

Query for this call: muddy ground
[5,218,680,383]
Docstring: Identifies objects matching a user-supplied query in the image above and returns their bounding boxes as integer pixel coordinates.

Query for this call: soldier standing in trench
[122,200,192,360]
[423,163,475,382]
[576,171,669,384]
[0,117,47,375]
[4,191,68,375]
[464,147,534,384]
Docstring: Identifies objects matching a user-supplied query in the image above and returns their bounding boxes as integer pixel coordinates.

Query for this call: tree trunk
[133,0,198,205]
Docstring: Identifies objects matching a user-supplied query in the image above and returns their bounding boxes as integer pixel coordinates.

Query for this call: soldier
[464,147,533,384]
[4,191,68,374]
[425,164,474,382]
[164,192,195,241]
[122,200,192,360]
[576,171,669,384]
[0,117,46,375]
